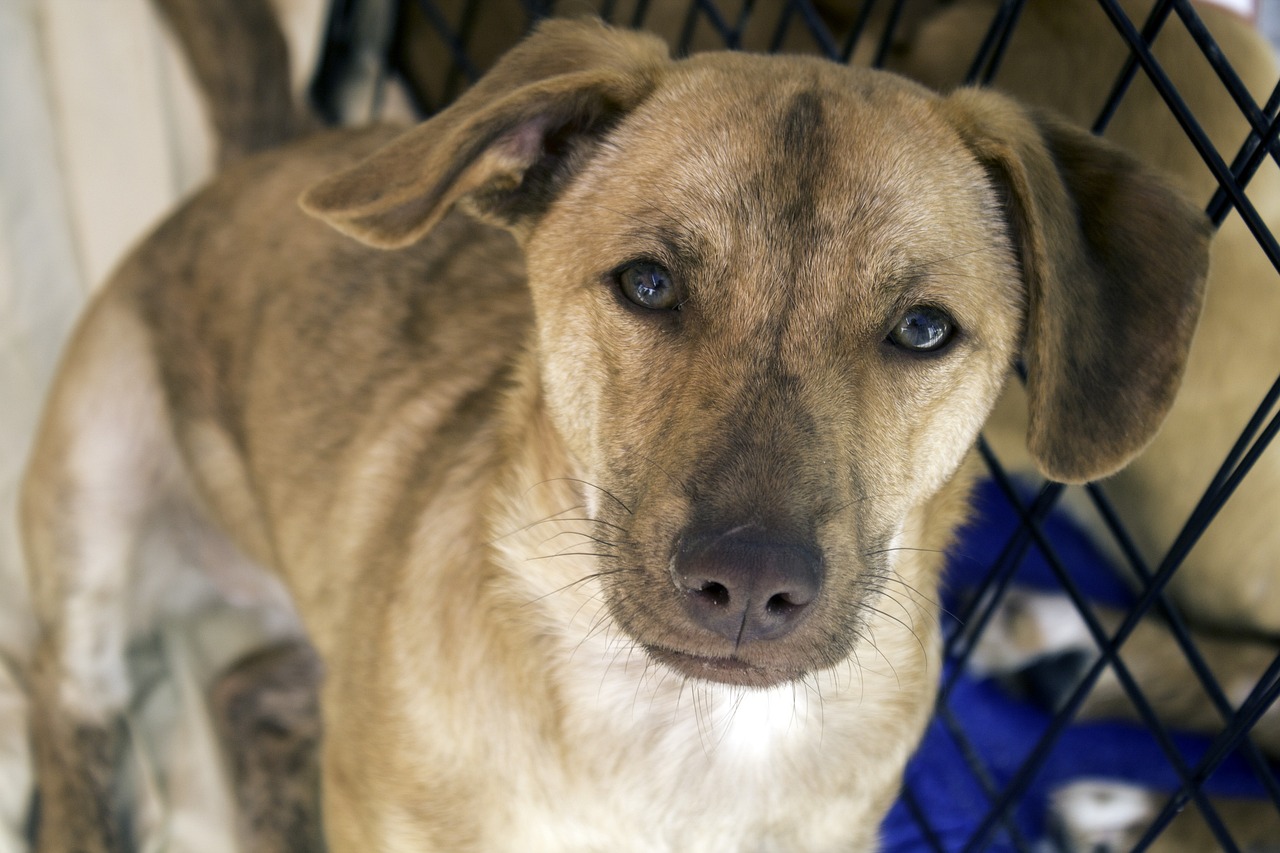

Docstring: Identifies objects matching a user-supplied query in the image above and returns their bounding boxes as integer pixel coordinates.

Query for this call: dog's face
[520,58,1022,685]
[304,20,1209,688]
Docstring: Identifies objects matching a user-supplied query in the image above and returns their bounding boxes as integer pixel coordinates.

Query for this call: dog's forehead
[630,55,969,181]
[579,56,995,253]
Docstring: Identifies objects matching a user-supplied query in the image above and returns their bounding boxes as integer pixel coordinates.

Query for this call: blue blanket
[879,479,1271,850]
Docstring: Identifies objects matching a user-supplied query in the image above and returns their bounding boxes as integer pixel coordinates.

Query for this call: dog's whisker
[859,600,927,665]
[535,529,619,550]
[821,491,908,519]
[862,546,945,558]
[644,662,676,722]
[858,625,904,691]
[575,587,649,663]
[873,572,943,609]
[712,687,749,751]
[500,512,630,539]
[865,572,951,632]
[566,589,614,639]
[578,602,619,646]
[596,635,630,702]
[595,625,627,676]
[483,504,589,546]
[553,535,620,553]
[693,684,719,757]
[846,646,866,704]
[544,541,619,559]
[633,452,694,499]
[629,648,656,713]
[865,589,926,640]
[859,579,927,629]
[580,606,613,643]
[579,517,630,533]
[529,477,634,515]
[799,672,826,740]
[522,567,627,609]
[527,550,620,562]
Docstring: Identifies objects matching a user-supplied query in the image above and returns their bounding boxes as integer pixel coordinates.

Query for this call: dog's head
[303,20,1209,688]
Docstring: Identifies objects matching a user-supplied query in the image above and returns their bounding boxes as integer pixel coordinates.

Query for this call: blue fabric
[878,479,1271,850]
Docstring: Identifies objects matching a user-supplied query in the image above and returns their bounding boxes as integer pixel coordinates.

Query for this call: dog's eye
[617,261,681,311]
[888,306,955,352]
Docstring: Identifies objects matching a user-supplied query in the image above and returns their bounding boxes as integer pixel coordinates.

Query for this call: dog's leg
[210,640,324,853]
[968,589,1280,752]
[21,295,177,852]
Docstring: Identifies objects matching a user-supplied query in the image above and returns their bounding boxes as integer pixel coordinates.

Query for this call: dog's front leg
[210,641,325,853]
[24,466,143,853]
[21,298,177,852]
[27,657,128,853]
[24,501,137,853]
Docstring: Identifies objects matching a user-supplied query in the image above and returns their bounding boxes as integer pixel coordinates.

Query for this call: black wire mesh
[311,1,1280,849]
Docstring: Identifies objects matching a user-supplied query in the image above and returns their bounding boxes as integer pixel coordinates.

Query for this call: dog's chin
[643,645,808,689]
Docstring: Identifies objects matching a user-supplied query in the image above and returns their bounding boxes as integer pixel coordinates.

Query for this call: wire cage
[308,1,1280,849]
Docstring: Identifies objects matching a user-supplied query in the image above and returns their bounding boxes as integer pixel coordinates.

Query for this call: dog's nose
[674,527,822,644]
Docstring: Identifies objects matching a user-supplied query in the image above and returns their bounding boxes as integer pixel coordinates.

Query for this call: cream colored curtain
[0,1,323,849]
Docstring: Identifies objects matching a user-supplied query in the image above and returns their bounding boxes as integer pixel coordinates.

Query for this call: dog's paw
[966,589,1099,709]
[1046,780,1156,853]
[1046,780,1280,853]
[210,641,324,852]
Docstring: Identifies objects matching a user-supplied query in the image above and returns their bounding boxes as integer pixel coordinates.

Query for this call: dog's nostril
[766,593,800,616]
[697,581,731,608]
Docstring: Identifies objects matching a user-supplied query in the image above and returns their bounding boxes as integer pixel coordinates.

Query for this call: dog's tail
[150,0,316,167]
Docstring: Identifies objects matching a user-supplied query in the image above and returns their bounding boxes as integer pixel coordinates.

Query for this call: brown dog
[21,18,1209,851]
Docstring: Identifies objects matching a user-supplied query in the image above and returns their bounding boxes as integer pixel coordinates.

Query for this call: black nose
[674,527,822,644]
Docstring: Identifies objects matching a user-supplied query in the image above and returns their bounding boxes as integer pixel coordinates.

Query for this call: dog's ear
[940,88,1211,484]
[300,18,668,247]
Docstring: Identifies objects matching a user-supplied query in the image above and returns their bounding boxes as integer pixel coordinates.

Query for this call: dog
[20,17,1210,851]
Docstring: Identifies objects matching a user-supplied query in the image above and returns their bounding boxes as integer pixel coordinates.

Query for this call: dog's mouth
[643,644,806,689]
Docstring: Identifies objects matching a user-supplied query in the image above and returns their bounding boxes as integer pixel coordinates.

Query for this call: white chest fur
[486,540,935,853]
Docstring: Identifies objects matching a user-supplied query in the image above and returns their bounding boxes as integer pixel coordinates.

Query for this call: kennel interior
[299,0,1280,849]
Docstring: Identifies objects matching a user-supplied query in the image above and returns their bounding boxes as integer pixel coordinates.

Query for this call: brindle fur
[150,0,310,166]
[211,641,324,853]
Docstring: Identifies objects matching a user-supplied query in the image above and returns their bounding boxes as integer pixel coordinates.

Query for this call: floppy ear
[940,89,1212,484]
[300,18,669,247]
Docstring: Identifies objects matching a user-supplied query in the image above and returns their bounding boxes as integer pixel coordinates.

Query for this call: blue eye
[617,261,681,311]
[888,306,955,352]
